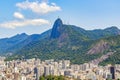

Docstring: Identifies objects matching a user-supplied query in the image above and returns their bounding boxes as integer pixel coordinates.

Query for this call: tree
[39,76,45,80]
[58,75,64,80]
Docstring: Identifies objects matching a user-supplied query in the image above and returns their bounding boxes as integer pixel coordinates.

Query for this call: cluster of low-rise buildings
[0,57,120,80]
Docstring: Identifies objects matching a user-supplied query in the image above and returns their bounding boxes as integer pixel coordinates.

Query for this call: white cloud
[14,12,24,19]
[0,19,49,29]
[16,1,61,14]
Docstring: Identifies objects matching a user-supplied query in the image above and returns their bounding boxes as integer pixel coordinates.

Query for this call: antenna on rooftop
[67,18,70,25]
[63,20,66,24]
[67,21,69,25]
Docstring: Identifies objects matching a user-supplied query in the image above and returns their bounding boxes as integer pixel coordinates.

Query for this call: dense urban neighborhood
[0,57,119,80]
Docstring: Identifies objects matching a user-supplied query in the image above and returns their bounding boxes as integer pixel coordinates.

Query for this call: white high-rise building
[44,65,50,76]
[21,75,26,80]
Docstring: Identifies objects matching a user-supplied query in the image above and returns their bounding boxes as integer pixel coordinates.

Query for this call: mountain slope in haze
[87,26,120,40]
[5,18,120,65]
[0,33,29,54]
[0,30,51,55]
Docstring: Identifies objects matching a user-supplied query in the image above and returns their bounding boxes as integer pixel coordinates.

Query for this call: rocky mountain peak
[50,18,63,38]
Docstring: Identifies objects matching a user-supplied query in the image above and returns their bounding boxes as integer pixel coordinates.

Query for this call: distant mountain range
[2,18,120,65]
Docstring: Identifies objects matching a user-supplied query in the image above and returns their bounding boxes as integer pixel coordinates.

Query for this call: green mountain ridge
[5,18,120,65]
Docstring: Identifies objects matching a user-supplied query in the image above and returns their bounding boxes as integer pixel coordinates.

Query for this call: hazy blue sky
[0,0,120,38]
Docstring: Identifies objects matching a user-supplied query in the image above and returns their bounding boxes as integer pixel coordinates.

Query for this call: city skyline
[0,57,119,80]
